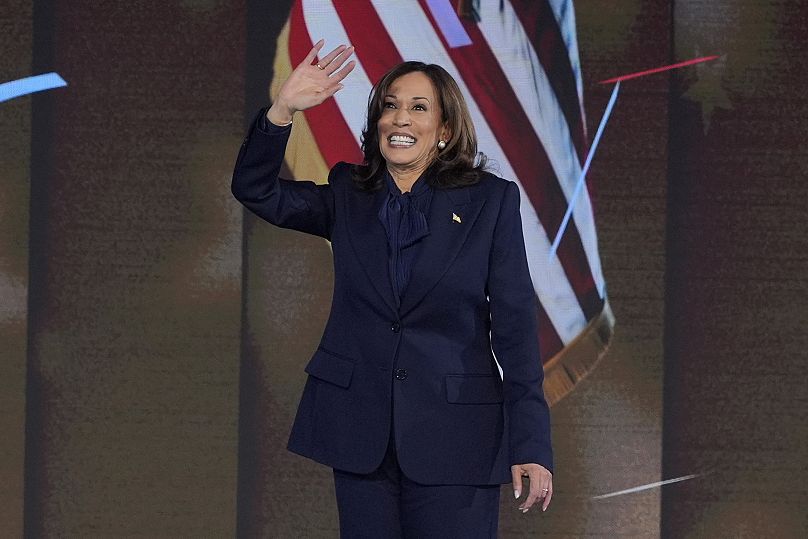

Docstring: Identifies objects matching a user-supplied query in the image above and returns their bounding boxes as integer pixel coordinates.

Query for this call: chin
[381,149,426,168]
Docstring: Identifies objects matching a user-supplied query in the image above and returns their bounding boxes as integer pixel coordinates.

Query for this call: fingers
[514,465,553,514]
[317,59,352,101]
[541,482,553,512]
[284,40,353,110]
[510,467,523,501]
[303,39,325,65]
[319,44,354,74]
[518,472,542,513]
[331,60,356,83]
[320,83,345,101]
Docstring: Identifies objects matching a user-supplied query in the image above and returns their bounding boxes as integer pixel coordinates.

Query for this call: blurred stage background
[1,1,806,537]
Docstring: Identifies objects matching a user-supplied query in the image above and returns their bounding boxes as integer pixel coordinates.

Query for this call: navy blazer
[232,108,552,485]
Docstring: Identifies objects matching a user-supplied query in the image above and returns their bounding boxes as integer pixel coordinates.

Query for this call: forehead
[387,71,437,99]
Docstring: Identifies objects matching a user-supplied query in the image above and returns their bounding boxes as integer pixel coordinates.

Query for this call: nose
[392,107,411,126]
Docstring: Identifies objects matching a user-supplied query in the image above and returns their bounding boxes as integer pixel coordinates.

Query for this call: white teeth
[389,135,416,146]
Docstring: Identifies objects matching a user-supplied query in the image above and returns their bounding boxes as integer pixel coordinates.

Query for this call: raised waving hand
[267,40,356,125]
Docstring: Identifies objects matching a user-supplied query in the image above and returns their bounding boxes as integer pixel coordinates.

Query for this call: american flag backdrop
[272,0,615,405]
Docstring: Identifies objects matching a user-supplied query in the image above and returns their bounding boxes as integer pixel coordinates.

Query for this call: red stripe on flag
[332,0,403,82]
[417,0,602,321]
[509,0,587,165]
[289,0,364,167]
[538,298,565,364]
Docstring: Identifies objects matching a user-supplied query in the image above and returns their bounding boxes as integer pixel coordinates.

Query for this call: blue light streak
[549,80,620,260]
[0,73,67,103]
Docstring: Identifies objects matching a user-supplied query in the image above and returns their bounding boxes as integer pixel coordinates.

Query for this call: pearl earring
[437,140,447,150]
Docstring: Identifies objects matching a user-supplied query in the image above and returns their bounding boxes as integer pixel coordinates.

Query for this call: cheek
[377,113,393,129]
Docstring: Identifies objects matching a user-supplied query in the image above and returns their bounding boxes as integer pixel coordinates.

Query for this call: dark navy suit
[232,108,552,525]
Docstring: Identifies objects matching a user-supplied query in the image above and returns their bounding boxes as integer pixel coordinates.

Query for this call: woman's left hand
[511,463,553,513]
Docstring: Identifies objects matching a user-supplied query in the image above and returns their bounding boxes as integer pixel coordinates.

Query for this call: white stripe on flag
[301,0,374,146]
[368,0,588,343]
[477,0,606,299]
[516,183,590,342]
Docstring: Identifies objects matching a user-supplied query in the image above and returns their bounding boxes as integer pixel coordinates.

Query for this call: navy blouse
[378,169,433,306]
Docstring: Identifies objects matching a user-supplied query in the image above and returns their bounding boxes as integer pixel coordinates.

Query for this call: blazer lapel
[345,184,398,314]
[399,186,485,317]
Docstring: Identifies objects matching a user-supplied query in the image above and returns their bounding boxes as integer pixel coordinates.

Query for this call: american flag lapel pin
[452,212,462,223]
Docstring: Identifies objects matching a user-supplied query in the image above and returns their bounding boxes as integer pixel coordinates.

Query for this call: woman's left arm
[487,180,553,513]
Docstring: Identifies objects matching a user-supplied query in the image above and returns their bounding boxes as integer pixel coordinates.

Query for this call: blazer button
[395,368,408,380]
[391,322,401,333]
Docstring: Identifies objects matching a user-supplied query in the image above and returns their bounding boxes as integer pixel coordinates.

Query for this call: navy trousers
[332,425,501,538]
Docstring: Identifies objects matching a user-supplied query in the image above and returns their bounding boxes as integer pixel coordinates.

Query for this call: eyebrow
[384,94,431,102]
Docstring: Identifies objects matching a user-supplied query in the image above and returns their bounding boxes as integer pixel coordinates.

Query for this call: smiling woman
[378,71,446,189]
[232,40,553,538]
[354,61,487,193]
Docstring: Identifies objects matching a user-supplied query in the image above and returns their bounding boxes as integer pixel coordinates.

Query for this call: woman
[232,40,553,537]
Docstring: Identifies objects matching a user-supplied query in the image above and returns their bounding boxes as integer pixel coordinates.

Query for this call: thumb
[511,467,523,499]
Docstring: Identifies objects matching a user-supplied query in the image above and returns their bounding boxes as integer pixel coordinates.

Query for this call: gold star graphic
[681,53,732,133]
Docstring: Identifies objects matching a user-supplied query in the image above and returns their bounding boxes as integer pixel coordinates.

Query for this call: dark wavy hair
[351,61,488,191]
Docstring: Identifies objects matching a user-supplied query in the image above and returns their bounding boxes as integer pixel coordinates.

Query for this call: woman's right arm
[231,40,355,240]
[232,109,334,238]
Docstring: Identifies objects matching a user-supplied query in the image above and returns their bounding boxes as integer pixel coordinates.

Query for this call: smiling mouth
[388,134,416,147]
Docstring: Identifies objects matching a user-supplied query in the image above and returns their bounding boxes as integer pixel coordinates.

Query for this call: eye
[412,104,426,111]
[383,101,396,109]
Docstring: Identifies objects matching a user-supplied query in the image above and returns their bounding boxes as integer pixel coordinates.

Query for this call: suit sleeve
[231,107,336,240]
[487,180,553,473]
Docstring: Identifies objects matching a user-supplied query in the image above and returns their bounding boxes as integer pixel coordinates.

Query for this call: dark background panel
[663,1,808,537]
[239,223,337,536]
[0,1,33,536]
[22,1,246,535]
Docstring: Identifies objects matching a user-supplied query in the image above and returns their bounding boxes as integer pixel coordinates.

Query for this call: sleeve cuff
[259,109,293,134]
